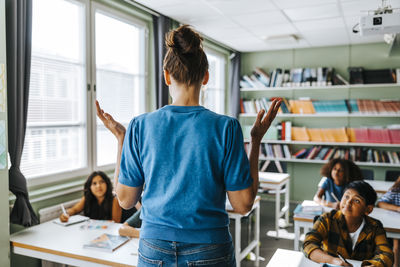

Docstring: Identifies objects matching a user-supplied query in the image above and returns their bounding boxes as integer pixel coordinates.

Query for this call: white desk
[293,206,400,251]
[318,178,393,195]
[259,172,291,238]
[267,248,361,267]
[227,195,260,267]
[10,221,138,267]
[365,180,394,194]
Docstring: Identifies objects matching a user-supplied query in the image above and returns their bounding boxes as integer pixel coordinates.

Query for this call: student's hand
[95,100,126,142]
[250,98,281,143]
[330,257,353,266]
[59,213,70,222]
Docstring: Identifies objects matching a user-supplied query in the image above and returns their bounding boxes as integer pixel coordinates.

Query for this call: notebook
[53,215,89,226]
[83,234,130,252]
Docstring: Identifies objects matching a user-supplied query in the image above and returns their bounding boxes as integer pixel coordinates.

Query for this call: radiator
[38,199,80,223]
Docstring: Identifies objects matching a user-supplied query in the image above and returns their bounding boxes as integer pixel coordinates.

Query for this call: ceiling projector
[359,12,400,35]
[355,0,400,36]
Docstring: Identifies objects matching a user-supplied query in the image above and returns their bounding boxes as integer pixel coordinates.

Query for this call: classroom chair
[361,169,374,180]
[385,170,400,182]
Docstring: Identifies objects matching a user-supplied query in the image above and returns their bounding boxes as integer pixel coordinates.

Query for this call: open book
[53,215,89,226]
[83,234,130,252]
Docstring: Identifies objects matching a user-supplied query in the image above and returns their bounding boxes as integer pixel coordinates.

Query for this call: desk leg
[255,203,260,267]
[235,217,241,267]
[275,187,280,238]
[285,181,290,225]
[294,221,299,251]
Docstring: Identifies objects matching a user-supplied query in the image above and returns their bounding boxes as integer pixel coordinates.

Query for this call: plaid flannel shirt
[303,209,393,267]
[379,190,400,206]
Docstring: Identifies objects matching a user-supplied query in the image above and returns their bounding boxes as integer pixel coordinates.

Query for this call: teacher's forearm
[114,140,124,190]
[249,138,261,199]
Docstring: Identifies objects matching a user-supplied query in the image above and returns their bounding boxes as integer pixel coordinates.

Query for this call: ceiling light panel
[232,10,290,27]
[284,3,341,21]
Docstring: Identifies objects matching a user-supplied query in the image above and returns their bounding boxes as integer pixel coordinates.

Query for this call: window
[95,10,146,167]
[201,49,227,114]
[21,0,148,182]
[22,0,87,178]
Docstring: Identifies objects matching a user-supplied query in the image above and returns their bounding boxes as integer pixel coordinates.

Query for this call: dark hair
[163,25,208,86]
[320,158,363,183]
[390,176,400,193]
[345,180,377,206]
[84,171,114,220]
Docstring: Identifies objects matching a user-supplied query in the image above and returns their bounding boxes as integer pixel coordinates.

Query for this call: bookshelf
[240,43,400,202]
[239,83,400,200]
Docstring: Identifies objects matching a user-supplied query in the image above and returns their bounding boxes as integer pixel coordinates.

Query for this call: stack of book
[240,97,291,114]
[240,67,349,88]
[293,146,400,164]
[349,67,400,84]
[244,143,291,159]
[293,200,327,220]
[240,98,400,115]
[290,126,400,144]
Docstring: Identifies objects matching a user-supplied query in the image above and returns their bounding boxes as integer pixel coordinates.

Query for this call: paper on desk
[53,215,89,226]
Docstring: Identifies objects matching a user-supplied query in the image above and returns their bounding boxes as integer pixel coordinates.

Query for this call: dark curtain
[229,52,241,118]
[6,0,38,227]
[152,14,171,109]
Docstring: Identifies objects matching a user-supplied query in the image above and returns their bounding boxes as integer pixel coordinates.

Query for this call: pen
[337,252,350,265]
[330,192,340,202]
[61,204,68,216]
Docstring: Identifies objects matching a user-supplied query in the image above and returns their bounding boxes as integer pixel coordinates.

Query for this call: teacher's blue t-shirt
[118,105,253,243]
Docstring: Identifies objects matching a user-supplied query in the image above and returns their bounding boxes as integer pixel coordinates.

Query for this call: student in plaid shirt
[304,181,393,267]
[378,176,400,267]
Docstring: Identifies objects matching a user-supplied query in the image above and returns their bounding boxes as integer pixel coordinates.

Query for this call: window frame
[26,0,150,188]
[203,45,229,115]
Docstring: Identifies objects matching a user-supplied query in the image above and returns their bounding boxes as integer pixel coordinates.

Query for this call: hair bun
[165,25,203,55]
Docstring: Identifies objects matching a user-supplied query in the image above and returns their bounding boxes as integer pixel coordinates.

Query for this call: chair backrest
[385,170,400,182]
[361,169,374,180]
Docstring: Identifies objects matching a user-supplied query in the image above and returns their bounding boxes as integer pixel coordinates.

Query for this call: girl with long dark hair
[59,171,121,222]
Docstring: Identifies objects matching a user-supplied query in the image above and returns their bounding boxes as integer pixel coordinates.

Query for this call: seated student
[314,159,363,209]
[59,171,122,223]
[304,180,394,267]
[377,176,400,267]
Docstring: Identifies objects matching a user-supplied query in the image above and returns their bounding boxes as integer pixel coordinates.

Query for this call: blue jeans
[138,238,236,267]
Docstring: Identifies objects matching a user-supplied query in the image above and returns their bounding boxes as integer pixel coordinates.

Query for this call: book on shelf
[289,99,315,114]
[291,127,310,141]
[53,215,89,227]
[364,69,397,84]
[83,233,130,253]
[348,67,364,84]
[332,73,349,85]
[292,146,400,164]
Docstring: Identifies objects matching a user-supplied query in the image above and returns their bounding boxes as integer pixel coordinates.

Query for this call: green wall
[241,42,400,202]
[0,0,10,266]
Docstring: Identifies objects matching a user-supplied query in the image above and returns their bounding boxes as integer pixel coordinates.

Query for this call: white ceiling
[134,0,400,52]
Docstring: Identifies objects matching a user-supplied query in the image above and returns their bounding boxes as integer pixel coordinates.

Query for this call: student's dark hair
[321,158,363,184]
[390,176,400,193]
[83,171,114,220]
[345,180,377,206]
[163,25,208,86]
